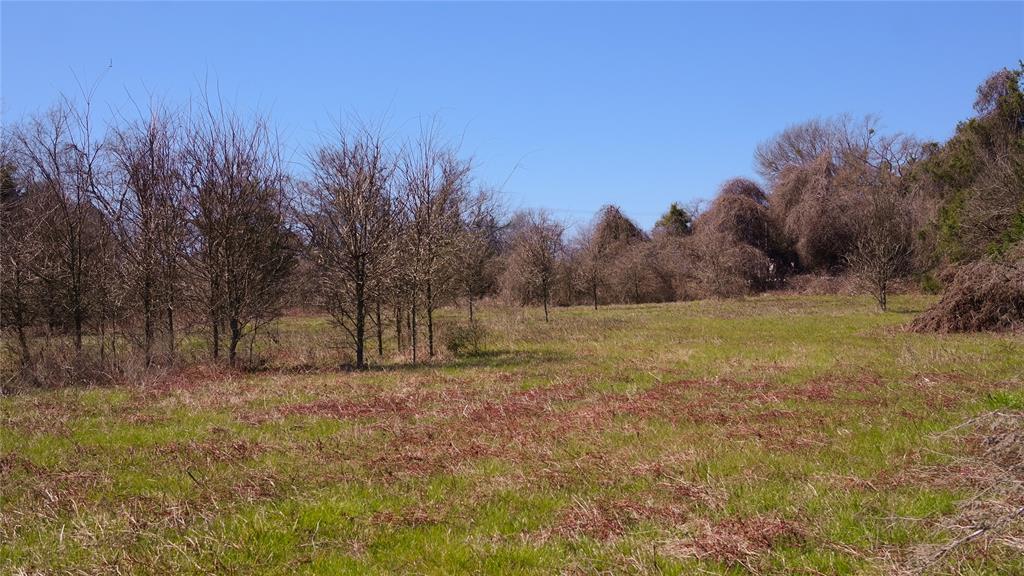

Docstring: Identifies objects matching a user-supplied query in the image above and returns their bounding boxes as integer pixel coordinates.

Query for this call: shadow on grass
[449,348,571,370]
[888,305,929,314]
[249,347,570,375]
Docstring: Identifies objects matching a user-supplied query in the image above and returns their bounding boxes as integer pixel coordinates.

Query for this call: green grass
[2,294,1022,574]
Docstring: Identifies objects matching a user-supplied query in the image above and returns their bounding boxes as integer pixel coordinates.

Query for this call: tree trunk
[355,280,366,369]
[16,324,31,370]
[248,323,258,366]
[395,304,402,351]
[73,308,83,352]
[142,278,153,367]
[167,305,175,363]
[375,300,383,357]
[410,298,418,363]
[209,270,220,359]
[228,317,241,367]
[211,317,220,360]
[468,298,474,322]
[542,282,550,323]
[592,282,598,310]
[99,317,106,364]
[426,280,434,358]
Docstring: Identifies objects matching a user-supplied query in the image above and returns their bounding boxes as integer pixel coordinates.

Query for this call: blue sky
[2,2,1022,229]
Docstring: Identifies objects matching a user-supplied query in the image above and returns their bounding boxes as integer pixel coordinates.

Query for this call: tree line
[2,65,1022,384]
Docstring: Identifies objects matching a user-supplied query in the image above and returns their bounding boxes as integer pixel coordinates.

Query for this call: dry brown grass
[887,411,1024,575]
[664,515,808,571]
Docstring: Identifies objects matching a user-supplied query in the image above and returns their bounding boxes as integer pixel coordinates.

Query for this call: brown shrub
[911,247,1024,332]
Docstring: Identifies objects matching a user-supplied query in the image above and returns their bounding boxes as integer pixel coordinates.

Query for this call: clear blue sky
[2,2,1022,229]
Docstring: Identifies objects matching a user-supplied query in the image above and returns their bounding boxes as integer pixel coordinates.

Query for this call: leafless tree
[0,141,45,373]
[459,188,504,321]
[181,102,297,366]
[11,98,106,353]
[401,127,471,358]
[847,187,915,311]
[610,241,659,304]
[687,231,771,298]
[102,104,187,365]
[570,205,647,306]
[755,115,877,184]
[300,127,399,369]
[571,224,606,309]
[974,68,1020,116]
[689,178,778,291]
[761,116,923,274]
[770,154,865,271]
[501,210,564,321]
[701,179,773,248]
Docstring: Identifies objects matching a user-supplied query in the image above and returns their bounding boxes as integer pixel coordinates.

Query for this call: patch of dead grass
[551,495,688,541]
[886,410,1024,575]
[664,514,807,570]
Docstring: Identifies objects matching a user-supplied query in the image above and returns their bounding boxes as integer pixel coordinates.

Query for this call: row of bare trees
[298,125,497,368]
[0,96,514,379]
[1,96,304,382]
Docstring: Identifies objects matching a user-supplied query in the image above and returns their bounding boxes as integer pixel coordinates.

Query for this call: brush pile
[912,246,1024,332]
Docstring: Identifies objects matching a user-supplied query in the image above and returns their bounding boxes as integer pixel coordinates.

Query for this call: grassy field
[2,295,1023,575]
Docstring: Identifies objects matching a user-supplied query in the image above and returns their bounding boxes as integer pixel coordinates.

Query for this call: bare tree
[569,205,646,306]
[847,187,916,311]
[770,154,864,271]
[501,210,564,321]
[974,68,1020,116]
[762,116,922,274]
[182,102,297,366]
[571,224,605,309]
[11,98,106,353]
[300,127,398,369]
[689,178,778,292]
[459,188,504,321]
[0,143,45,374]
[401,127,471,357]
[755,115,877,184]
[103,104,187,366]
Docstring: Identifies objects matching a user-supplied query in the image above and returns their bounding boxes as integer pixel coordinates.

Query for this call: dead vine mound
[912,248,1024,333]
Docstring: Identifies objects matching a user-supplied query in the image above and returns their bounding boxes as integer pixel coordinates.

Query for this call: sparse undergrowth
[2,295,1022,575]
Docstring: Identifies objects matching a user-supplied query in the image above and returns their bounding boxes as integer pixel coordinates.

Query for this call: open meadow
[2,294,1023,575]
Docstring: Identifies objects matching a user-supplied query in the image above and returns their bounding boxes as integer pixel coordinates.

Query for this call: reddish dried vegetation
[666,515,807,567]
[276,396,417,420]
[553,496,688,541]
[145,364,239,395]
[154,437,266,465]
